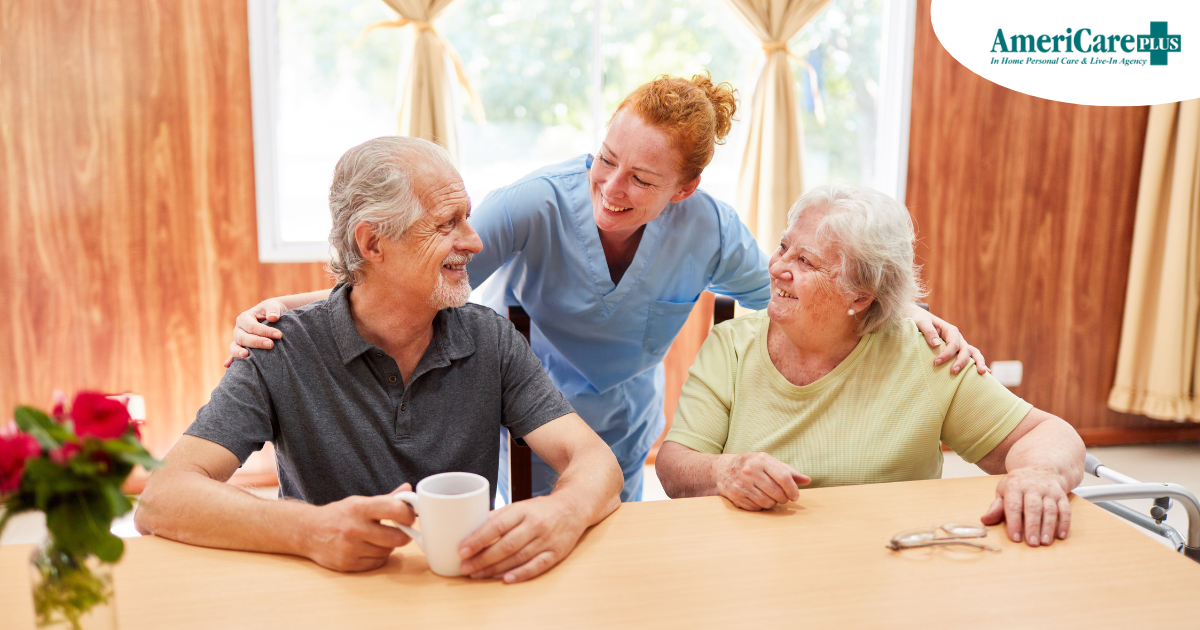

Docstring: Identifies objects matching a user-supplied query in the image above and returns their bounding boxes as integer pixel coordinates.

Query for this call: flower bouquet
[1,392,161,630]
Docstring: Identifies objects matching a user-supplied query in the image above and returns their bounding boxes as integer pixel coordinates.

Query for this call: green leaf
[14,407,60,450]
[14,406,56,432]
[100,483,133,518]
[45,492,121,561]
[115,448,162,470]
[92,532,124,563]
[24,459,88,510]
[100,438,137,453]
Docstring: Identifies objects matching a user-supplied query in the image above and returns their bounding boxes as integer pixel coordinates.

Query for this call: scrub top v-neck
[467,154,771,499]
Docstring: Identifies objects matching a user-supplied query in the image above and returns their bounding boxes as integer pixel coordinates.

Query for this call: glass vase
[29,540,118,630]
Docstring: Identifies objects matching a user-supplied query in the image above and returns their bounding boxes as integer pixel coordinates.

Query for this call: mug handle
[392,491,422,548]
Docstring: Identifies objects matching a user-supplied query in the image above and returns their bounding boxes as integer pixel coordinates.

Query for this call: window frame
[246,0,916,262]
[874,0,918,203]
[248,0,331,262]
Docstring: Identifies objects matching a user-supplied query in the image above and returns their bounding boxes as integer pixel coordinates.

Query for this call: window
[248,0,914,261]
[792,0,915,200]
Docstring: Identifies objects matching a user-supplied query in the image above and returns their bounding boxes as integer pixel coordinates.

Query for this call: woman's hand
[906,304,989,375]
[715,452,810,511]
[981,467,1073,547]
[222,299,288,368]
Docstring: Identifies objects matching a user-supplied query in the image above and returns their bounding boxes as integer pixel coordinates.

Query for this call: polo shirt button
[373,351,383,358]
[400,403,406,411]
[388,375,398,384]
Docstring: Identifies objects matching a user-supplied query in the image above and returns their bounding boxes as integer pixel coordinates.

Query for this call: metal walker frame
[1072,454,1200,562]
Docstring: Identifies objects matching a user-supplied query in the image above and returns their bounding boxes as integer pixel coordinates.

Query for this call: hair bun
[614,71,740,180]
[690,72,738,144]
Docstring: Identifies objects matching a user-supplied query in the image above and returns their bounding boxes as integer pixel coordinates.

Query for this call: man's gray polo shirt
[186,283,573,506]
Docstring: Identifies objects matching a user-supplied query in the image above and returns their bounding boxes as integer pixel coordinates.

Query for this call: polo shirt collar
[327,284,476,367]
[431,308,476,363]
[328,284,374,366]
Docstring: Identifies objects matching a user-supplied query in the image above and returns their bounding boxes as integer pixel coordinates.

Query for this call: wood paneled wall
[906,0,1200,444]
[0,0,333,469]
[4,0,1195,483]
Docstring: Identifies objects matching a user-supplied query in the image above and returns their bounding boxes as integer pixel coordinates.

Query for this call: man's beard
[428,254,472,310]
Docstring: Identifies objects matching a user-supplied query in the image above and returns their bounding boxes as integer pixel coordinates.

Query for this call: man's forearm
[655,442,723,499]
[548,445,622,525]
[136,469,314,557]
[1005,418,1086,490]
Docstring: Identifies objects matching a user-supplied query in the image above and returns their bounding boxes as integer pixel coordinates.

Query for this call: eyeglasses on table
[887,523,1001,552]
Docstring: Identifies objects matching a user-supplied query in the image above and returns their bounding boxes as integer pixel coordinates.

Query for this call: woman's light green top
[665,311,1032,488]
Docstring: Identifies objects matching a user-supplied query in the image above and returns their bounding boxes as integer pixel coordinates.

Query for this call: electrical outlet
[991,361,1023,387]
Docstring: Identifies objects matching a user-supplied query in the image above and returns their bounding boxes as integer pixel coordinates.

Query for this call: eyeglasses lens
[942,524,987,537]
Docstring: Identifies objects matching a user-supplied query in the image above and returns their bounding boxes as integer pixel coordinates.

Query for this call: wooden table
[3,476,1198,629]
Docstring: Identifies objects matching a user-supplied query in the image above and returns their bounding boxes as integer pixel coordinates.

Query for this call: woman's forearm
[279,289,332,311]
[655,441,723,499]
[1005,417,1086,491]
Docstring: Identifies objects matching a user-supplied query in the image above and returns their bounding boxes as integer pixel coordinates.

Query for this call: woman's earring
[847,308,856,316]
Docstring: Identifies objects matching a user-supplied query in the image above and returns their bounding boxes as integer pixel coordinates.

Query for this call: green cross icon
[1139,22,1182,66]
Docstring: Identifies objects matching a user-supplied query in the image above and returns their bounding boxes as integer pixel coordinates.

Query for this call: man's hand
[981,468,1072,547]
[223,299,288,368]
[457,495,588,584]
[907,305,989,375]
[302,484,416,572]
[715,452,810,511]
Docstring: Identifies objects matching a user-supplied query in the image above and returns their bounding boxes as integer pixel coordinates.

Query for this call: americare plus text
[990,28,1181,55]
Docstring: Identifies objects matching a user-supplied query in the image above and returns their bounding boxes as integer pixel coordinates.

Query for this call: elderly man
[136,137,623,583]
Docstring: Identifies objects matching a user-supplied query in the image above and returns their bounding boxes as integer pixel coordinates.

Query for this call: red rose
[49,441,82,465]
[70,392,131,439]
[0,433,40,494]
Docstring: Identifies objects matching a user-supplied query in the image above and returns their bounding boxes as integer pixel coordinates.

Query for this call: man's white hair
[786,183,927,335]
[326,136,455,286]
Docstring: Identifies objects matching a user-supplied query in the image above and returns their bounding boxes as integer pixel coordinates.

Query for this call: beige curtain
[367,0,483,164]
[1109,99,1200,421]
[722,0,832,249]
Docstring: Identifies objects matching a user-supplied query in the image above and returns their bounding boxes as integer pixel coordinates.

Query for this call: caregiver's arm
[224,290,331,367]
[225,179,530,366]
[976,408,1085,547]
[656,441,810,511]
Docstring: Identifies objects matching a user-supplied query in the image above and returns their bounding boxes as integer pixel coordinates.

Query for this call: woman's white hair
[326,136,455,286]
[786,183,927,335]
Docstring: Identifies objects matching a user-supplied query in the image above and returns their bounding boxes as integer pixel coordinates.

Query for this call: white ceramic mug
[393,472,490,577]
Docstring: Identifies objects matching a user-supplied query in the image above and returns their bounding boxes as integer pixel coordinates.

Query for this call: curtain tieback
[762,41,794,56]
[758,40,826,126]
[357,16,487,123]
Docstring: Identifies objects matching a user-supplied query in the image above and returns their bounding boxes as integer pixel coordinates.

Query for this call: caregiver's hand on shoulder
[907,304,989,375]
[980,467,1073,547]
[457,495,587,584]
[716,452,810,511]
[222,298,288,368]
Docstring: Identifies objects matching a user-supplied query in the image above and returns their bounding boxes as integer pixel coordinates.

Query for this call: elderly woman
[225,75,985,503]
[656,184,1085,547]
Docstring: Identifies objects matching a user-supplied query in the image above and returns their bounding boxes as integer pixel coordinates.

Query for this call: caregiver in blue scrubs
[225,74,986,501]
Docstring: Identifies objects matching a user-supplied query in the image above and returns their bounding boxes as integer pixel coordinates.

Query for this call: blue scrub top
[468,155,771,497]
